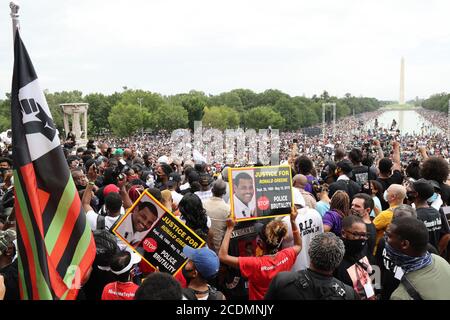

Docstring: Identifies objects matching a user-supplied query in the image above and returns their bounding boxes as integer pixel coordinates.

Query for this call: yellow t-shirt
[372,206,397,255]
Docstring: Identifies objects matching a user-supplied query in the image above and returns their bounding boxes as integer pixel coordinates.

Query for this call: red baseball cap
[103,184,120,197]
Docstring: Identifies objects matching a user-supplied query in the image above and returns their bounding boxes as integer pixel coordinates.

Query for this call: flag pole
[10,1,20,39]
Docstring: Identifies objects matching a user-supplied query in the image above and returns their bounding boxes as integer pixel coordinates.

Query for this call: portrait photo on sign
[230,169,257,220]
[229,166,293,222]
[113,192,166,248]
[139,211,206,275]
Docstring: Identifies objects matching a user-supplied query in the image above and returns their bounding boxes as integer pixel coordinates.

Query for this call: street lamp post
[322,102,336,141]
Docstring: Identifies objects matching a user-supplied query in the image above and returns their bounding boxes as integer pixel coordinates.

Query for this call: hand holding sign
[226,218,235,231]
[290,206,298,223]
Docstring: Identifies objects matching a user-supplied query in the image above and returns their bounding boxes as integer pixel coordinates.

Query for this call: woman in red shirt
[101,250,141,300]
[219,208,302,300]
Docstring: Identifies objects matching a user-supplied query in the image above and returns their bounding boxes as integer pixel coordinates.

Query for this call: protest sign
[229,165,293,221]
[113,189,205,275]
[113,190,167,248]
[139,210,205,274]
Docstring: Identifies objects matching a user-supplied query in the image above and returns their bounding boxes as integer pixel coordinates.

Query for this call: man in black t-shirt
[410,179,442,249]
[265,233,357,300]
[328,160,361,200]
[348,149,377,187]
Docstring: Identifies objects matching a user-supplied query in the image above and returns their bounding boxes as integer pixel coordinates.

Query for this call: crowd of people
[1,109,450,301]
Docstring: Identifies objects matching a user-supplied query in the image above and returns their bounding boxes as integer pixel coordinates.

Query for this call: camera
[112,159,129,181]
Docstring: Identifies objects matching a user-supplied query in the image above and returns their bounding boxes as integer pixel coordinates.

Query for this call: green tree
[320,90,330,101]
[274,97,301,130]
[209,92,243,110]
[84,93,111,134]
[0,97,11,132]
[256,89,290,106]
[202,106,240,130]
[292,97,319,127]
[108,103,149,136]
[152,104,189,131]
[244,106,285,130]
[422,93,449,112]
[229,89,258,110]
[120,89,166,112]
[168,91,208,129]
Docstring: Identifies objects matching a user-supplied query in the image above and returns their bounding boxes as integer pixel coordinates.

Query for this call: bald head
[99,143,108,152]
[212,179,227,197]
[293,174,308,189]
[387,184,407,206]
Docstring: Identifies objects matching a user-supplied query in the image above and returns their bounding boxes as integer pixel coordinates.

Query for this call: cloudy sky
[0,0,449,101]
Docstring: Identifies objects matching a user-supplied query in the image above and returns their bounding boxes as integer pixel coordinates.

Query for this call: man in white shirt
[85,193,123,232]
[195,173,213,203]
[282,188,324,271]
[232,172,256,219]
[168,172,183,206]
[82,181,130,249]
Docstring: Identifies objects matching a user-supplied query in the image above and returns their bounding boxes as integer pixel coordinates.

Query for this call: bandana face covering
[384,241,432,274]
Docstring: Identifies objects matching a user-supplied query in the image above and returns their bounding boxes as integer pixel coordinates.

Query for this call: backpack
[293,270,353,300]
[333,179,361,201]
[182,286,225,300]
[96,214,123,232]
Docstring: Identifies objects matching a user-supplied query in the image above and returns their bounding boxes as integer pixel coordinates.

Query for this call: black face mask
[343,238,366,256]
[0,168,7,176]
[320,170,328,181]
[182,268,194,285]
[406,191,416,201]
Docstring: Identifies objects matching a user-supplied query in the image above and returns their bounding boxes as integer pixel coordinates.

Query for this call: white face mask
[383,190,389,202]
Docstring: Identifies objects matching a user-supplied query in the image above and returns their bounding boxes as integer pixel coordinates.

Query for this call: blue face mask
[383,190,389,203]
[427,193,438,203]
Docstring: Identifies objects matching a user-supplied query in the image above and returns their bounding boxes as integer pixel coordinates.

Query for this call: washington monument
[399,57,405,105]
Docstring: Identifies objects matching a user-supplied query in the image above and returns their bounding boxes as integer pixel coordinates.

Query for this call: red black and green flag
[11,29,96,300]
